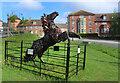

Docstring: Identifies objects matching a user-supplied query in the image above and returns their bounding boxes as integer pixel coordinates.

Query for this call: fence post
[76,46,80,75]
[20,40,23,70]
[66,46,70,81]
[83,45,86,70]
[40,61,41,76]
[5,41,7,63]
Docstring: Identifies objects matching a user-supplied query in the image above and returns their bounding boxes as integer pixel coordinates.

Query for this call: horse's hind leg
[38,54,46,67]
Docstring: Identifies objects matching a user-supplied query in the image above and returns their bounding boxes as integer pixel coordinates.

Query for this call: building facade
[67,10,119,37]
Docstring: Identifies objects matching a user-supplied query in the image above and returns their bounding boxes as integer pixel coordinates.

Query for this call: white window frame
[89,15,91,19]
[89,21,92,26]
[79,15,84,18]
[33,21,36,24]
[35,26,38,28]
[89,28,92,33]
[96,22,98,25]
[72,16,75,19]
[103,16,106,20]
[72,22,75,26]
[96,29,98,33]
[102,22,107,25]
[81,22,83,26]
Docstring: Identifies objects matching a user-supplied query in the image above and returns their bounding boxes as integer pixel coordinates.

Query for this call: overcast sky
[1,0,120,23]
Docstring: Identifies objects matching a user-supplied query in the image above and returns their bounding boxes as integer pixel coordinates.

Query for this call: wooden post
[66,46,70,81]
[20,40,23,70]
[83,45,86,70]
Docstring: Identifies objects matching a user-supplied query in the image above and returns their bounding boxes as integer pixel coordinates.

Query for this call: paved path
[70,38,119,47]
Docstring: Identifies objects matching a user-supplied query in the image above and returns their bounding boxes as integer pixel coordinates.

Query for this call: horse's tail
[68,32,82,39]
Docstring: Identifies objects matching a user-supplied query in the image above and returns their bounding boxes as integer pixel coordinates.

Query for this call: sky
[1,0,120,23]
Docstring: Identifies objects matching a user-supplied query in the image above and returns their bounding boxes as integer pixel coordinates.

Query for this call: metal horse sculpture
[24,12,81,66]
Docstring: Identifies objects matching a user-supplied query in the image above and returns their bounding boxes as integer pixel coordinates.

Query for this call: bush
[11,31,19,34]
[79,33,98,37]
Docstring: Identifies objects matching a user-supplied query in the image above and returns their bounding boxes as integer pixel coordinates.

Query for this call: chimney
[7,14,9,27]
[29,17,31,20]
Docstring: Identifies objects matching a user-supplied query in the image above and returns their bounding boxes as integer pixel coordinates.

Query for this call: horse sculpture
[24,12,81,66]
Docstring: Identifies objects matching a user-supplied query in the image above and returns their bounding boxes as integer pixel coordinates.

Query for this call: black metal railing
[4,40,86,81]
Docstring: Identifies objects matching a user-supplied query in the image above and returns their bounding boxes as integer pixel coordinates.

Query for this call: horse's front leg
[32,56,37,67]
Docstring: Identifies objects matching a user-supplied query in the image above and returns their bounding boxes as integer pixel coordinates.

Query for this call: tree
[20,17,28,31]
[9,15,18,23]
[109,12,120,37]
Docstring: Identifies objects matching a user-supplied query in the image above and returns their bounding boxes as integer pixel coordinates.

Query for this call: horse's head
[47,11,59,22]
[24,50,32,62]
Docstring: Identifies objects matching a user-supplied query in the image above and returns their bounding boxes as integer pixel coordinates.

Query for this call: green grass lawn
[1,33,119,81]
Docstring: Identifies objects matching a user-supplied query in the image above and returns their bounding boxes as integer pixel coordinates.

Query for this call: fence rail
[5,40,86,81]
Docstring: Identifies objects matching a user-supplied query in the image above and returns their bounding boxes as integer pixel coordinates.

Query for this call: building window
[31,26,32,28]
[72,28,75,32]
[68,18,70,21]
[33,21,36,24]
[81,29,83,33]
[72,16,75,19]
[116,22,118,24]
[89,22,92,26]
[35,30,38,34]
[84,29,86,32]
[89,28,92,33]
[81,22,83,26]
[101,29,104,33]
[35,26,38,28]
[96,22,98,25]
[104,28,109,33]
[72,22,75,26]
[96,29,98,33]
[103,16,106,19]
[102,22,107,25]
[78,22,80,26]
[97,16,99,19]
[89,15,91,19]
[79,15,84,18]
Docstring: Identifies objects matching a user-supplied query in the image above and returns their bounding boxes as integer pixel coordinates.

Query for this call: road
[70,38,119,47]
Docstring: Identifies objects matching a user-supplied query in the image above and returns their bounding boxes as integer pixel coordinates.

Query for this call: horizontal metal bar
[7,48,20,52]
[41,68,65,74]
[44,54,66,58]
[69,68,76,73]
[40,73,65,80]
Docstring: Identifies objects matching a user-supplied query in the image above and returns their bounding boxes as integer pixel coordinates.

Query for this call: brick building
[56,23,68,32]
[67,10,119,37]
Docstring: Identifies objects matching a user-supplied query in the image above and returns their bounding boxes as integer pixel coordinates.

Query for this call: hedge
[79,33,98,37]
[69,32,98,37]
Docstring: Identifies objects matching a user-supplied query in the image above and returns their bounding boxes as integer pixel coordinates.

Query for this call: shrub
[11,31,19,34]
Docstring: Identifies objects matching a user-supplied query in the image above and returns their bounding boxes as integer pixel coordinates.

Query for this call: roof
[68,10,95,16]
[17,19,42,27]
[56,23,67,28]
[94,13,120,22]
[0,20,3,22]
[27,19,42,26]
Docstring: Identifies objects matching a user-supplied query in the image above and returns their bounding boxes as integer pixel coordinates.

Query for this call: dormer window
[97,16,99,19]
[103,16,106,19]
[79,15,84,18]
[33,21,36,24]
